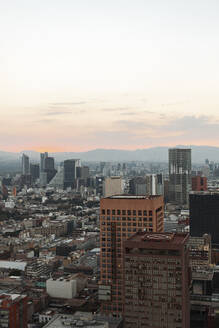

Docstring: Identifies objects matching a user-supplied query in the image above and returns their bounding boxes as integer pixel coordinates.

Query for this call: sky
[1,0,219,152]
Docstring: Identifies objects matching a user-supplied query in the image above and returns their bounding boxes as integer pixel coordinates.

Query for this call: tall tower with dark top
[123,232,190,328]
[168,148,191,205]
[99,195,164,317]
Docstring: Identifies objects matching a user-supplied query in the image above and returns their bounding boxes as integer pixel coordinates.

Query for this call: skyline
[1,1,219,152]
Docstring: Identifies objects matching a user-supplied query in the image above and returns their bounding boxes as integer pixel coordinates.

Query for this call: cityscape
[1,1,219,327]
[0,148,218,327]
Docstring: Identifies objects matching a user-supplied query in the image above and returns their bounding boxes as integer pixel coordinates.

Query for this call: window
[138,210,142,216]
[102,209,105,214]
[149,210,152,216]
[117,209,121,215]
[122,210,126,215]
[127,210,131,215]
[133,210,136,215]
[107,209,110,215]
[143,210,147,216]
[112,209,115,215]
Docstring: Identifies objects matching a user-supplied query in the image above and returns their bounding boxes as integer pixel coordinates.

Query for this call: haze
[1,0,219,152]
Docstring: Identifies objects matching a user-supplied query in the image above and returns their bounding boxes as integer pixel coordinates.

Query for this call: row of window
[102,222,153,227]
[102,209,153,216]
[101,216,153,222]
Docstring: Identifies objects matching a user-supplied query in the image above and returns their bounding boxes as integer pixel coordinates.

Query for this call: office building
[40,152,48,172]
[123,232,190,328]
[21,154,30,175]
[44,156,55,170]
[129,177,147,196]
[168,148,191,205]
[76,166,90,179]
[30,163,40,181]
[192,176,207,191]
[129,174,164,196]
[44,157,56,183]
[0,293,28,328]
[103,177,123,197]
[99,195,164,316]
[190,191,219,245]
[63,159,81,189]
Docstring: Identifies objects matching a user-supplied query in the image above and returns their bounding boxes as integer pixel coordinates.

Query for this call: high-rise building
[129,175,164,196]
[0,293,28,328]
[30,163,40,181]
[190,191,219,245]
[103,177,123,197]
[123,232,190,328]
[21,154,30,175]
[99,195,164,316]
[63,159,81,189]
[40,152,48,172]
[44,157,55,170]
[168,148,191,205]
[44,157,56,183]
[191,176,207,191]
[129,177,147,196]
[76,166,89,179]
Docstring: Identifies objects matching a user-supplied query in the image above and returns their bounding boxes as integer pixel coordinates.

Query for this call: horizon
[1,144,219,154]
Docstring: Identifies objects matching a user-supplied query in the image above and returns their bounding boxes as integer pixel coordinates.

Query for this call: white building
[103,177,123,197]
[46,277,77,299]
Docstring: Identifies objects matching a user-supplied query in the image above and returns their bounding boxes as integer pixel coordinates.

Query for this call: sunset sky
[1,0,219,152]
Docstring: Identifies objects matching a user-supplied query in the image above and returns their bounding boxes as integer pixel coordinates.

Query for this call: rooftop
[106,195,162,199]
[125,231,189,246]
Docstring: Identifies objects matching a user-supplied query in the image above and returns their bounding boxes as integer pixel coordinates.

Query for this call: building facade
[63,159,81,189]
[123,232,190,328]
[168,148,191,205]
[99,195,164,316]
[21,154,30,175]
[190,191,219,245]
[103,177,123,197]
[191,176,207,191]
[0,293,28,328]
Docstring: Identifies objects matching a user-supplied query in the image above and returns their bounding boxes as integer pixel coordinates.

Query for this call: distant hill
[0,146,219,171]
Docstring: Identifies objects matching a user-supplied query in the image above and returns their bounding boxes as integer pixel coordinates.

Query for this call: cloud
[50,102,87,106]
[160,100,189,107]
[45,110,72,116]
[101,107,130,112]
[120,112,137,116]
[115,119,152,129]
